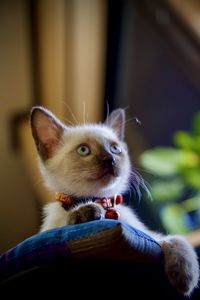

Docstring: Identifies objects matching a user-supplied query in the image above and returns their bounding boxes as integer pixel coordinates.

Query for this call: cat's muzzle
[102,157,120,177]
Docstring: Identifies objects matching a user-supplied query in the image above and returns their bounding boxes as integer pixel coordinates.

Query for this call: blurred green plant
[140,112,200,234]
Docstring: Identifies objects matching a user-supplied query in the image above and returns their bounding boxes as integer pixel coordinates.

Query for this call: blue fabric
[0,219,162,282]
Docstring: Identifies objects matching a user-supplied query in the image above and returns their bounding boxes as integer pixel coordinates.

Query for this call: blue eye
[77,145,91,156]
[110,144,122,154]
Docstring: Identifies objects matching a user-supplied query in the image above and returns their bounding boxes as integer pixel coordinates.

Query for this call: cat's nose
[102,156,119,177]
[103,156,116,167]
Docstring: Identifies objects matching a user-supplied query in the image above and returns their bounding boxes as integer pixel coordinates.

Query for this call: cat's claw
[160,236,199,296]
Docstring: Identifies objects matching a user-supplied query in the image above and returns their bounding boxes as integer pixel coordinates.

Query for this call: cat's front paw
[68,203,104,225]
[160,236,199,296]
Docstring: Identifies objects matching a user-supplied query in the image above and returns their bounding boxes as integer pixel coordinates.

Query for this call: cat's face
[30,107,131,198]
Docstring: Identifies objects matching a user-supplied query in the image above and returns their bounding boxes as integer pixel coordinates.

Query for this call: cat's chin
[87,171,120,185]
[84,173,122,197]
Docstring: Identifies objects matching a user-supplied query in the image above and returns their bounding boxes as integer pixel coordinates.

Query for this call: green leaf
[181,168,200,189]
[173,131,195,150]
[180,196,200,212]
[177,150,199,169]
[193,136,200,153]
[140,147,181,176]
[151,179,184,202]
[160,204,189,234]
[193,111,200,136]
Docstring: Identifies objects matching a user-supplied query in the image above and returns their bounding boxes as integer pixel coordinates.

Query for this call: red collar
[55,193,123,220]
[55,193,74,206]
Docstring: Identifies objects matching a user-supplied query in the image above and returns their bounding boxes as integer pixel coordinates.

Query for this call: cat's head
[30,107,137,198]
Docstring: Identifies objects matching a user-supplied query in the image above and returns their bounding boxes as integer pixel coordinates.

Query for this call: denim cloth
[0,220,162,282]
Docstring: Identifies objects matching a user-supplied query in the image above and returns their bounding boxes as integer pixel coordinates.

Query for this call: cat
[30,106,199,296]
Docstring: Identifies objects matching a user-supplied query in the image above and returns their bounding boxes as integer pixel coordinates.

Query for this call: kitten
[30,106,199,296]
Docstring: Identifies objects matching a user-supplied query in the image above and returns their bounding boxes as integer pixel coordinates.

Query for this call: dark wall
[105,0,200,148]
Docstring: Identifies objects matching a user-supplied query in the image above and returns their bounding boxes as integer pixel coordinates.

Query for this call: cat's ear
[30,106,65,160]
[105,108,125,140]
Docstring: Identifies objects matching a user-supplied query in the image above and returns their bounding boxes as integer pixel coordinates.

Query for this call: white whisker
[106,100,110,123]
[62,102,79,125]
[83,101,86,125]
[133,165,155,177]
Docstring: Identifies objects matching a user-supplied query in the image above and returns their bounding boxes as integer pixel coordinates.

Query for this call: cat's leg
[157,235,199,296]
[40,201,105,229]
[40,202,68,232]
[68,202,105,225]
[118,204,199,296]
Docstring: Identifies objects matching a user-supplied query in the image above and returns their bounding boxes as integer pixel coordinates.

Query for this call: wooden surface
[35,0,106,124]
[166,0,200,43]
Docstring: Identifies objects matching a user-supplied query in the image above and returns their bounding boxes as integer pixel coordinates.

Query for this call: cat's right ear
[30,107,65,160]
[105,108,125,140]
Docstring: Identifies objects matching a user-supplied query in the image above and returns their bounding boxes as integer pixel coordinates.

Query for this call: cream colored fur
[31,106,199,296]
[39,125,131,198]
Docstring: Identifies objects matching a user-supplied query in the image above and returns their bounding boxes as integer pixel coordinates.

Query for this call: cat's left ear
[30,106,65,160]
[105,108,125,140]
